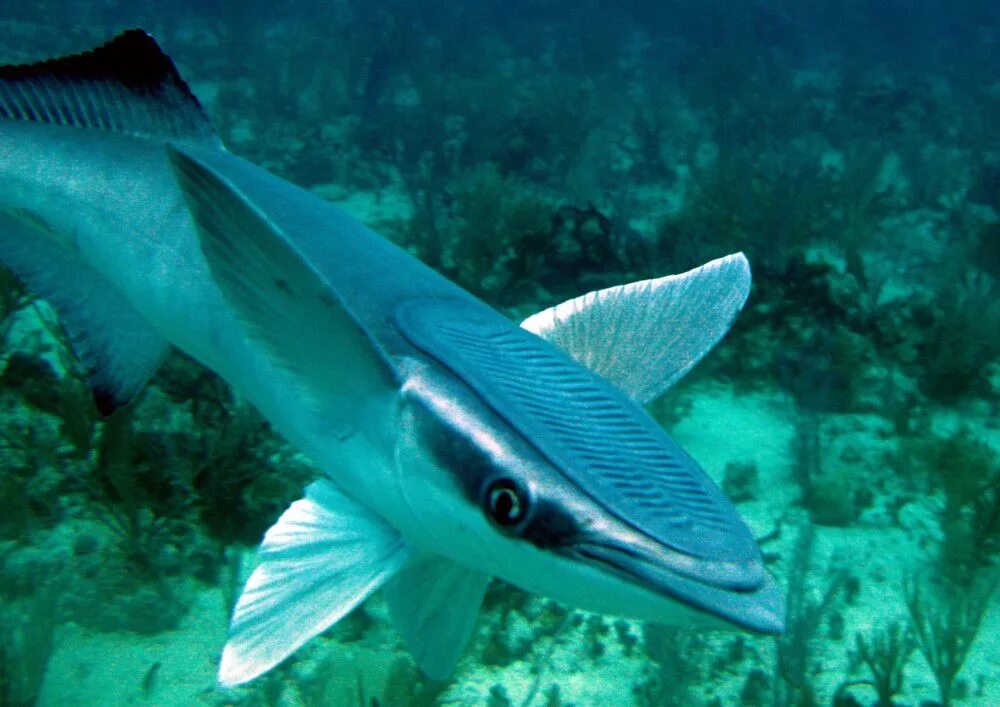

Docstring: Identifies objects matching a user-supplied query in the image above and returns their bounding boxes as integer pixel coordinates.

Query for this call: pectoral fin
[382,555,490,679]
[521,253,751,404]
[219,479,410,687]
[166,145,398,430]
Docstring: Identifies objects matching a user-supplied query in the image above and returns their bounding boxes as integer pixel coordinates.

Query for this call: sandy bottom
[35,386,999,706]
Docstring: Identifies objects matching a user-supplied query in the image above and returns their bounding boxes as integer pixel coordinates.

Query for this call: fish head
[391,299,785,634]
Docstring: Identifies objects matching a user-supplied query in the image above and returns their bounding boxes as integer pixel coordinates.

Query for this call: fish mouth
[566,538,785,634]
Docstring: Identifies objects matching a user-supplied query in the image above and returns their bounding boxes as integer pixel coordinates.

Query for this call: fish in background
[0,30,783,686]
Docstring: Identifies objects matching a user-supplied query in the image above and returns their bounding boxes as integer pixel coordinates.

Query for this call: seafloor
[0,2,998,706]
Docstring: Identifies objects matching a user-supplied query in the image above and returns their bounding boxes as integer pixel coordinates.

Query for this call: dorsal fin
[0,211,169,414]
[0,29,219,144]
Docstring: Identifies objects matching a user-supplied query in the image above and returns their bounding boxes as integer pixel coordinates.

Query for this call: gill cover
[394,298,758,567]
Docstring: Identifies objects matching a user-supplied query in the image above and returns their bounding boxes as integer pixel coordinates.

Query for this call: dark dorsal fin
[0,29,219,143]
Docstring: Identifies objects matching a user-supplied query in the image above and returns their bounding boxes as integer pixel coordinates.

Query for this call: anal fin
[0,211,167,412]
[382,554,490,680]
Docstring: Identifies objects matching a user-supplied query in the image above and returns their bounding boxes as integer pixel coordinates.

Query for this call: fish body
[0,30,783,685]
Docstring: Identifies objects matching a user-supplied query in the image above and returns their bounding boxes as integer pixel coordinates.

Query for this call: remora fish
[0,30,783,685]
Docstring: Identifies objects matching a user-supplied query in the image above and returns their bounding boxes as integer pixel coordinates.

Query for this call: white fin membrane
[219,479,410,687]
[382,555,490,680]
[521,253,751,404]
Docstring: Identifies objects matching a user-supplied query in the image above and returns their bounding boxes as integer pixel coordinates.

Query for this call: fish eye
[485,478,528,528]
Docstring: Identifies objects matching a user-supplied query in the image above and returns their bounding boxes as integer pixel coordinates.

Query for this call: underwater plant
[0,294,315,634]
[917,271,1000,404]
[843,622,915,707]
[0,265,32,357]
[299,653,445,707]
[904,428,1000,582]
[656,129,840,277]
[0,584,58,707]
[444,162,555,302]
[636,624,707,706]
[904,575,995,707]
[721,460,759,503]
[791,409,822,513]
[389,156,652,315]
[789,409,866,528]
[774,525,851,706]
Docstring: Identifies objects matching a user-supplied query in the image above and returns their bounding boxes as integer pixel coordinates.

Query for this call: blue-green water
[0,2,997,705]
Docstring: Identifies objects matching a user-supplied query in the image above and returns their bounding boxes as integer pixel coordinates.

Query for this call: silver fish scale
[395,298,758,562]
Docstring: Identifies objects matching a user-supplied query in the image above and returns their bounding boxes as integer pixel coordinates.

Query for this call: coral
[140,660,162,699]
[716,253,881,405]
[790,410,822,508]
[477,583,536,667]
[154,355,316,546]
[655,133,852,276]
[973,482,1000,567]
[645,389,694,431]
[0,303,313,634]
[764,257,878,414]
[583,615,609,659]
[388,160,562,309]
[542,684,564,707]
